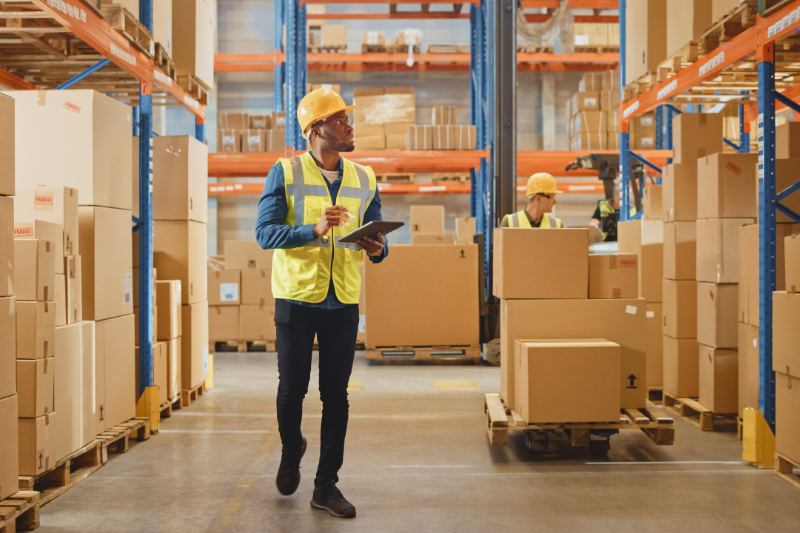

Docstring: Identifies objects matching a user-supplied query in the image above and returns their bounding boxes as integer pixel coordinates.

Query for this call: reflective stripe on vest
[506,209,561,228]
[271,152,377,304]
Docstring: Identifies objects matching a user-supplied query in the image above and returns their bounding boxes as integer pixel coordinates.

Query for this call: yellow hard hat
[297,88,356,135]
[526,172,558,196]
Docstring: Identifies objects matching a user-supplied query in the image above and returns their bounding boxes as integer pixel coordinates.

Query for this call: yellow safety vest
[271,152,377,304]
[503,209,563,228]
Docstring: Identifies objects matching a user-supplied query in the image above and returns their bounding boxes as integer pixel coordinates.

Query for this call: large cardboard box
[182,302,209,389]
[773,291,800,377]
[588,253,638,299]
[455,217,476,245]
[411,234,454,245]
[14,220,63,274]
[4,90,132,210]
[776,121,800,158]
[171,0,215,90]
[0,298,15,400]
[698,345,738,414]
[79,321,98,443]
[570,92,600,112]
[663,336,699,397]
[643,185,662,220]
[153,0,172,53]
[640,244,664,302]
[167,337,181,400]
[385,122,411,150]
[353,124,384,150]
[209,305,239,341]
[14,239,54,301]
[54,273,66,327]
[239,303,276,341]
[208,270,241,306]
[15,186,79,256]
[66,255,82,324]
[738,322,759,417]
[663,222,696,280]
[624,0,667,83]
[776,372,800,465]
[666,0,712,56]
[153,221,207,305]
[500,298,647,410]
[18,413,55,476]
[353,92,415,125]
[16,358,54,418]
[696,218,753,283]
[493,228,589,299]
[152,136,208,223]
[79,207,134,320]
[662,163,698,222]
[54,323,83,461]
[646,303,663,387]
[775,159,800,223]
[697,282,738,349]
[365,245,479,347]
[514,339,620,423]
[224,240,273,270]
[16,301,54,359]
[0,93,13,196]
[787,233,800,292]
[96,315,135,431]
[663,279,697,338]
[409,205,445,234]
[156,280,182,340]
[672,113,723,164]
[242,269,272,306]
[0,197,12,297]
[321,24,347,47]
[697,153,757,219]
[0,395,18,500]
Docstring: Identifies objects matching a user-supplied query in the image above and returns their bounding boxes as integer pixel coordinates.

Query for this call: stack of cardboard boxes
[218,111,286,153]
[567,71,622,151]
[406,106,476,151]
[494,227,647,421]
[353,87,415,150]
[154,280,182,404]
[573,23,620,48]
[152,135,209,393]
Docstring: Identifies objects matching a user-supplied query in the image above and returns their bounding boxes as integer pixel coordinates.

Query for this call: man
[255,88,386,519]
[590,181,620,241]
[500,172,563,228]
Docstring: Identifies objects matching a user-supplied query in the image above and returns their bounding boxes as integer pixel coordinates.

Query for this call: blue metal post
[285,0,307,151]
[275,0,285,112]
[739,91,750,153]
[656,105,663,150]
[195,120,205,143]
[757,44,777,428]
[618,0,631,220]
[56,59,111,89]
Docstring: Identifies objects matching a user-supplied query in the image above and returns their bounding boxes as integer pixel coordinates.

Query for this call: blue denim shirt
[254,155,387,309]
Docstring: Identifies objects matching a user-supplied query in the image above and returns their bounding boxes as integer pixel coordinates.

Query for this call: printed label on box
[123,273,133,306]
[33,191,55,210]
[203,347,209,371]
[220,283,239,302]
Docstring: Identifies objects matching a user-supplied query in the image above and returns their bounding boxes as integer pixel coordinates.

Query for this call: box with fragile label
[14,220,64,274]
[16,301,54,359]
[79,207,133,320]
[662,163,697,222]
[646,303,663,387]
[409,205,445,234]
[0,298,15,399]
[156,280,182,340]
[672,113,723,164]
[14,239,55,301]
[697,282,738,349]
[514,339,620,423]
[588,253,637,299]
[66,255,82,324]
[16,358,54,418]
[15,187,79,255]
[154,221,207,305]
[0,197,12,297]
[696,218,753,283]
[19,413,55,476]
[182,302,209,389]
[208,269,241,306]
[0,395,18,500]
[786,233,800,292]
[239,303,276,341]
[663,336,699,398]
[698,345,738,414]
[153,136,208,223]
[697,153,757,219]
[663,222,696,280]
[738,322,759,416]
[209,305,239,340]
[662,279,696,339]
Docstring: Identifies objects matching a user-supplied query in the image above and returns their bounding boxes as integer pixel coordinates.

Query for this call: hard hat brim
[302,104,357,134]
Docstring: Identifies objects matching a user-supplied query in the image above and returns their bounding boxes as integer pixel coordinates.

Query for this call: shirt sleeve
[363,183,388,264]
[254,162,317,249]
[500,214,510,227]
[591,207,601,220]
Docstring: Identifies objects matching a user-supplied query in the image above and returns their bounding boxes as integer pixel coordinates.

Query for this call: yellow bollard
[205,353,214,390]
[742,407,775,469]
[135,386,161,432]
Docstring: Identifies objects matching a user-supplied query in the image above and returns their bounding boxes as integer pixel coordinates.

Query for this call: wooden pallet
[210,340,277,353]
[80,0,102,15]
[100,4,153,56]
[181,382,206,408]
[699,0,758,55]
[159,394,182,419]
[483,393,675,448]
[776,453,800,489]
[309,45,348,54]
[153,43,175,79]
[647,387,664,405]
[375,173,414,183]
[428,44,460,54]
[432,172,470,183]
[762,0,795,17]
[176,72,209,105]
[663,393,737,432]
[96,418,151,462]
[0,492,39,533]
[361,45,388,53]
[366,345,481,364]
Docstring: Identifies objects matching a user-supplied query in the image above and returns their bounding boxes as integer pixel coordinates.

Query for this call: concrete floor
[38,352,800,532]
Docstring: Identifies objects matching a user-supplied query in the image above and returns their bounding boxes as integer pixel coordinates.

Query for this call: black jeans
[274,299,359,487]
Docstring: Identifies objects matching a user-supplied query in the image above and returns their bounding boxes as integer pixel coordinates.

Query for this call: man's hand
[313,205,351,237]
[356,232,385,257]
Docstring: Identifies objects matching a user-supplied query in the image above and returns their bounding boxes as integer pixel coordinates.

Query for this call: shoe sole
[310,500,356,518]
[276,438,307,496]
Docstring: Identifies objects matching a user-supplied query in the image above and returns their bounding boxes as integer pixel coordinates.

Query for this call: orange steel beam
[526,14,618,22]
[0,69,37,89]
[300,0,478,4]
[521,0,618,7]
[518,52,618,64]
[622,1,800,124]
[307,12,470,19]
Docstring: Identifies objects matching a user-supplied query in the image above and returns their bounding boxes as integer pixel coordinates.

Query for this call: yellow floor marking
[432,380,480,391]
[348,379,365,391]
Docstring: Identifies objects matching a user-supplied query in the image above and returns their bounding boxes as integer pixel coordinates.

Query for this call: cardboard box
[570,132,606,151]
[153,136,208,223]
[663,221,696,280]
[16,301,55,359]
[241,269,272,306]
[455,217,476,245]
[588,254,637,299]
[696,218,754,283]
[666,0,712,56]
[79,207,134,320]
[66,255,82,324]
[15,186,79,256]
[79,321,98,442]
[624,0,667,84]
[0,93,13,196]
[0,298,15,400]
[153,0,172,53]
[239,303,276,341]
[639,243,663,302]
[354,123,385,150]
[432,126,459,150]
[406,125,434,150]
[221,112,249,130]
[181,302,209,389]
[456,125,476,150]
[773,291,800,377]
[365,245,479,347]
[697,282,738,349]
[354,93,415,125]
[409,205,445,234]
[662,279,697,339]
[267,128,286,152]
[0,395,18,500]
[672,113,723,164]
[432,105,456,125]
[698,345,738,413]
[167,337,181,400]
[776,159,800,223]
[385,122,411,150]
[663,336,699,398]
[578,72,604,92]
[171,0,214,90]
[209,305,239,341]
[14,220,64,274]
[514,339,620,423]
[361,30,385,48]
[249,114,272,130]
[153,221,207,305]
[53,323,83,461]
[696,153,757,219]
[570,91,600,112]
[240,129,265,153]
[321,24,347,47]
[646,303,663,387]
[662,163,697,222]
[156,280,182,340]
[738,322,759,417]
[4,90,132,210]
[217,129,239,152]
[208,270,241,306]
[14,239,55,301]
[776,372,800,465]
[16,358,54,418]
[787,233,800,292]
[571,111,605,133]
[224,240,273,270]
[411,233,454,245]
[55,273,66,327]
[18,413,55,476]
[0,197,12,297]
[776,121,800,158]
[643,185,662,220]
[493,228,589,299]
[95,315,135,431]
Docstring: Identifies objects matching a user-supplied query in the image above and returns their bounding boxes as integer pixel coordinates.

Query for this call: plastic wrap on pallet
[516,0,574,53]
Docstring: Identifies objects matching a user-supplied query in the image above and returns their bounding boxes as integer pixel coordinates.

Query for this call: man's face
[311,110,354,152]
[528,193,556,213]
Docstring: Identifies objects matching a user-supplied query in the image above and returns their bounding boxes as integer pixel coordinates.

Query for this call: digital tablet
[338,220,404,244]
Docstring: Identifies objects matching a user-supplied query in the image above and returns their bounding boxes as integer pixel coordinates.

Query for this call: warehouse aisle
[37,353,800,532]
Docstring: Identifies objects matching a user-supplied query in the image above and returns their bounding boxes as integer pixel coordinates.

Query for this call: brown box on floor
[182,302,209,389]
[14,239,55,301]
[239,303,276,341]
[0,198,12,298]
[738,322,759,417]
[662,163,698,222]
[646,303,663,387]
[663,222,696,280]
[588,254,637,299]
[0,298,15,400]
[208,270,241,306]
[14,220,64,274]
[696,218,754,283]
[697,282,738,349]
[696,153,757,219]
[662,279,696,339]
[0,93,13,196]
[776,372,800,465]
[154,221,207,305]
[663,336,699,398]
[514,339,620,423]
[66,256,82,325]
[16,358,54,418]
[209,305,239,341]
[411,233,454,245]
[773,291,800,376]
[53,322,83,461]
[18,412,55,476]
[16,187,79,257]
[241,269,273,306]
[786,233,800,292]
[152,136,208,223]
[0,394,18,500]
[156,280,182,340]
[95,315,135,431]
[672,113,723,164]
[500,298,647,411]
[16,301,55,359]
[409,205,445,234]
[225,240,273,271]
[698,345,738,414]
[493,228,589,300]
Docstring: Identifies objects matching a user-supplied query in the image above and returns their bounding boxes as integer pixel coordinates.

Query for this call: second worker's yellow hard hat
[526,172,558,196]
[297,88,356,135]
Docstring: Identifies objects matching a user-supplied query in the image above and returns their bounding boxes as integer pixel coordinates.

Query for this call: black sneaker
[310,483,356,518]
[276,437,306,495]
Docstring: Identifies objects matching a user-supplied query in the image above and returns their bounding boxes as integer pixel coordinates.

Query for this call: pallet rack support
[55,58,111,90]
[618,0,630,221]
[739,92,750,153]
[275,0,285,112]
[285,0,308,150]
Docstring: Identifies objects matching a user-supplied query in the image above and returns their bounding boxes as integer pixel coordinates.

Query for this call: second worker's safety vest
[503,209,563,228]
[271,152,377,304]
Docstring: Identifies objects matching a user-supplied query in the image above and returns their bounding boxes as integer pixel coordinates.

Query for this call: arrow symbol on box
[626,374,638,389]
